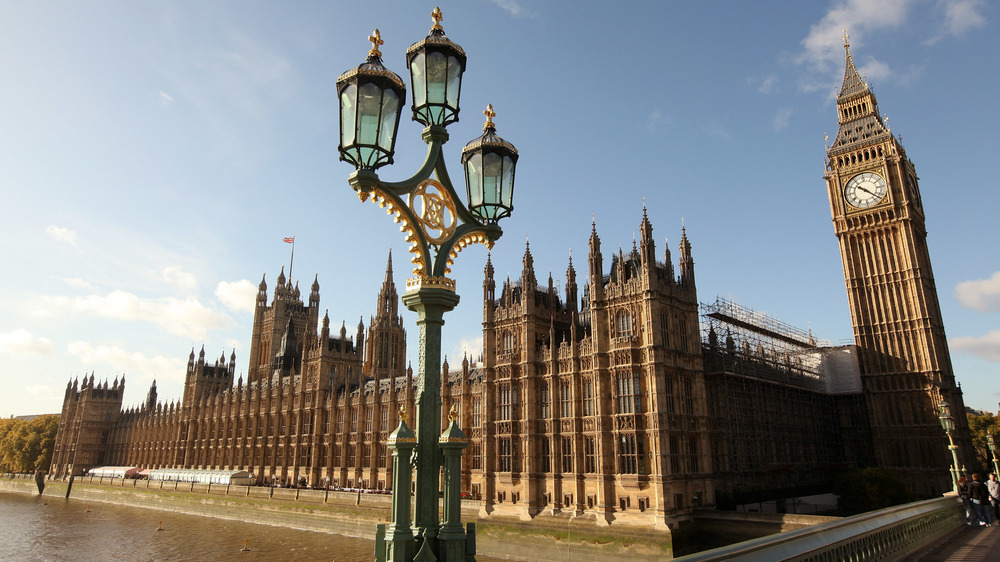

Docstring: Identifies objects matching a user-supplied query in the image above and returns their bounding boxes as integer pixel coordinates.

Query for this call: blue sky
[1,0,997,417]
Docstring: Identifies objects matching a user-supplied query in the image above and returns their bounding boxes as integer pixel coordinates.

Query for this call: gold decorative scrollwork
[410,179,457,244]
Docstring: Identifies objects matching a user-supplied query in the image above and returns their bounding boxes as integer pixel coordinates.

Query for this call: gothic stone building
[822,35,971,496]
[51,40,969,522]
[51,214,713,527]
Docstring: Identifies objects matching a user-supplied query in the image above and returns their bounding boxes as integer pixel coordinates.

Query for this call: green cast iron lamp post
[937,399,960,492]
[987,433,999,477]
[336,8,518,562]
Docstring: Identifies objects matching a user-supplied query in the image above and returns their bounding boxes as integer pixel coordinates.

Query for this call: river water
[0,491,505,561]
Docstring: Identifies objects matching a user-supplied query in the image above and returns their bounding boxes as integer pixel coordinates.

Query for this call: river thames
[0,491,507,561]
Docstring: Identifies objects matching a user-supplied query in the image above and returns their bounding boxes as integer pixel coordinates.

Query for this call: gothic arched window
[500,330,515,353]
[615,309,633,339]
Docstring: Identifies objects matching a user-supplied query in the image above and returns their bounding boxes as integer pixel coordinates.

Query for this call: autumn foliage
[0,415,59,474]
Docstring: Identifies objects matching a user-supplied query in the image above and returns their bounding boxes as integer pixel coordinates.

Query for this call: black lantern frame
[337,29,407,171]
[461,104,518,224]
[406,7,466,128]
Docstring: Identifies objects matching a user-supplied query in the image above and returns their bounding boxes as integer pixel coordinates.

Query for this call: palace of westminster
[49,40,973,527]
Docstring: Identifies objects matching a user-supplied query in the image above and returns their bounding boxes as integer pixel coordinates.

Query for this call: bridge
[674,494,995,561]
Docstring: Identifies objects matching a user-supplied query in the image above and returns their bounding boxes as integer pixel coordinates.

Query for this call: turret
[588,219,604,301]
[521,239,537,291]
[565,252,578,313]
[275,266,287,299]
[356,316,365,356]
[310,274,320,308]
[484,252,496,319]
[145,380,157,410]
[679,226,695,287]
[639,204,656,271]
[274,317,300,377]
[663,238,674,281]
[376,250,399,317]
[257,273,268,308]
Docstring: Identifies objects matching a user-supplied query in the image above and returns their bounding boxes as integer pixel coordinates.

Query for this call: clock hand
[856,185,875,197]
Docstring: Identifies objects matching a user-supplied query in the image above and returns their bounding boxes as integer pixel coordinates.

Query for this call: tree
[0,415,59,473]
[967,412,1000,476]
[834,467,913,515]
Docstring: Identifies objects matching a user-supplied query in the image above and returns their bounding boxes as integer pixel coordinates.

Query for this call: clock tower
[824,33,969,496]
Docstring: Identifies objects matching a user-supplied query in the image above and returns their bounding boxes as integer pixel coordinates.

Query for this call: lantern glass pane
[446,55,461,110]
[340,84,357,148]
[501,155,515,207]
[358,83,383,146]
[426,51,447,122]
[378,89,399,152]
[466,154,483,208]
[483,152,502,205]
[410,53,426,108]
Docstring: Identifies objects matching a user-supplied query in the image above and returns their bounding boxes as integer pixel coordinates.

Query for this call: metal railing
[675,495,963,561]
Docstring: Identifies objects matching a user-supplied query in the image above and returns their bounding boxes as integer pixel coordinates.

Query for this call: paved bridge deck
[906,524,1000,561]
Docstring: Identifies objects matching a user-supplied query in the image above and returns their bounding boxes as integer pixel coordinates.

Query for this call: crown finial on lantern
[368,29,384,58]
[483,104,496,131]
[431,7,444,32]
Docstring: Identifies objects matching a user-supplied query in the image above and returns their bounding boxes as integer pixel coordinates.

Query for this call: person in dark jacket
[969,473,992,526]
[958,475,975,525]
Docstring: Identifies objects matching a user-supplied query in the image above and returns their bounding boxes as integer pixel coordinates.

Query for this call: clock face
[844,172,888,209]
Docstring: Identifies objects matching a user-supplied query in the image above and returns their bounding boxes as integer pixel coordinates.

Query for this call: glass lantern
[407,7,466,127]
[461,105,518,224]
[337,29,407,170]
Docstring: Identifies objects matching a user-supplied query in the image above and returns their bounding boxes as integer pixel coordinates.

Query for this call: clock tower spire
[824,32,969,497]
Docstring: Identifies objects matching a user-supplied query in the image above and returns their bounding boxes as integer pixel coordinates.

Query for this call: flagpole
[288,237,295,280]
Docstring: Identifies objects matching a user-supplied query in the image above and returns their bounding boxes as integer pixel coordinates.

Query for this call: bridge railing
[674,495,963,561]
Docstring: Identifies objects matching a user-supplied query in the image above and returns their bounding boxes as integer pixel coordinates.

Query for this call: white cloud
[857,57,891,82]
[773,108,794,131]
[46,225,78,246]
[940,0,987,36]
[799,0,912,71]
[491,0,525,17]
[449,336,484,366]
[163,265,197,290]
[215,279,257,312]
[40,290,234,339]
[951,330,1000,362]
[62,277,95,290]
[0,329,54,356]
[67,341,188,385]
[758,75,778,94]
[955,272,1000,313]
[157,90,174,106]
[26,385,61,400]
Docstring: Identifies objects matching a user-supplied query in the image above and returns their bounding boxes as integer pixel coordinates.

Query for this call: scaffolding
[701,296,825,392]
[700,297,866,506]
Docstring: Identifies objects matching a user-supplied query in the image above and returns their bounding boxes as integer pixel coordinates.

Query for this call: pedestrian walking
[987,473,1000,522]
[969,473,992,526]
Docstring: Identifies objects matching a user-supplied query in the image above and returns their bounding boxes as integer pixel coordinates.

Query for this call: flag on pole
[283,237,295,243]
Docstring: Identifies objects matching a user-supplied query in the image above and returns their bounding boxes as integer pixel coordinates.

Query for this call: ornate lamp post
[937,399,960,492]
[987,434,1000,477]
[337,9,517,562]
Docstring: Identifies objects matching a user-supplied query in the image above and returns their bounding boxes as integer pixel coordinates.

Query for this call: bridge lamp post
[987,434,1000,477]
[937,399,960,492]
[336,9,518,562]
